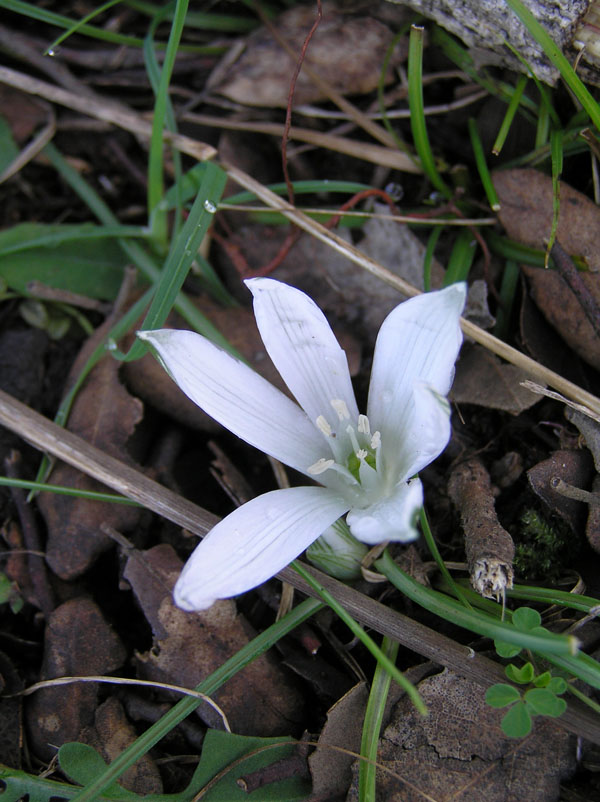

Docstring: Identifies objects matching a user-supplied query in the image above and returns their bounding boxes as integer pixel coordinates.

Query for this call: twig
[448,458,514,600]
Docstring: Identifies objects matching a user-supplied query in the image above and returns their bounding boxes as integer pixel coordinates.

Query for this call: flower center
[307,399,381,487]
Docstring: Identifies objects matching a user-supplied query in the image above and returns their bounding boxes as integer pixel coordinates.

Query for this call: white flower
[138,278,466,611]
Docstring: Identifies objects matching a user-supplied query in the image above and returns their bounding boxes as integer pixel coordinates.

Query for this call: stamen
[357,414,371,435]
[371,431,381,450]
[346,425,361,454]
[316,415,332,437]
[331,399,350,421]
[307,458,335,475]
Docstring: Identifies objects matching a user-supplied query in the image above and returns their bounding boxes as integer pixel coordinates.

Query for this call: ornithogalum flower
[138,278,466,611]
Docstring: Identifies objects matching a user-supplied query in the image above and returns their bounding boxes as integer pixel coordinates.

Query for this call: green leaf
[505,662,535,684]
[512,606,542,631]
[494,639,522,659]
[0,224,127,300]
[191,730,310,801]
[547,676,568,695]
[533,671,552,688]
[501,701,532,737]
[58,743,138,800]
[524,688,567,718]
[0,764,82,802]
[485,683,522,708]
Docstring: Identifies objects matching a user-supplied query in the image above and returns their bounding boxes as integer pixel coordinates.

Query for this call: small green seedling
[487,606,567,736]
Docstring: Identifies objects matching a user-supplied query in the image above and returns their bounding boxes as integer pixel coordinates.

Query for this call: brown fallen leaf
[309,682,367,800]
[216,1,406,107]
[25,597,126,763]
[37,353,143,580]
[493,168,600,370]
[79,697,163,796]
[451,343,541,414]
[123,543,303,737]
[527,449,594,533]
[347,670,576,802]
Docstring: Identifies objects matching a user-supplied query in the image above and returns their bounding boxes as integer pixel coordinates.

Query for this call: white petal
[346,478,423,545]
[137,329,325,476]
[246,278,359,433]
[394,382,452,480]
[367,284,465,478]
[173,486,350,610]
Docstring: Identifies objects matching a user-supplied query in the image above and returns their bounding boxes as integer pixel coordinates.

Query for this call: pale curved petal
[393,382,452,481]
[173,486,350,610]
[346,477,423,545]
[138,329,325,475]
[367,283,465,478]
[246,278,359,433]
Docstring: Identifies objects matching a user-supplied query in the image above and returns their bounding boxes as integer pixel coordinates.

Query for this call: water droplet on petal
[203,199,217,214]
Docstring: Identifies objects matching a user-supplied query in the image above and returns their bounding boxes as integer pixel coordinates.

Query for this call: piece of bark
[448,458,514,599]
[385,0,597,86]
[25,598,126,762]
[346,669,576,802]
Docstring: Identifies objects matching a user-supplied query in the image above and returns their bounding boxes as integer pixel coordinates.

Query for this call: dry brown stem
[448,458,515,599]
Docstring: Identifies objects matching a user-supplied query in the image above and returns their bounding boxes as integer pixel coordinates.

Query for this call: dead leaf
[217,1,406,107]
[493,169,600,272]
[0,85,48,143]
[527,449,594,532]
[586,475,600,555]
[493,168,600,370]
[80,697,163,795]
[0,650,23,768]
[25,598,126,763]
[451,343,541,414]
[123,544,303,736]
[37,354,144,580]
[309,682,367,800]
[347,670,575,802]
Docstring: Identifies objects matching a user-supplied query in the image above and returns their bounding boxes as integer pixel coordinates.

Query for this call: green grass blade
[408,25,450,198]
[124,0,258,32]
[358,636,400,802]
[443,229,476,285]
[43,143,233,350]
[125,161,228,361]
[503,0,600,130]
[293,561,426,714]
[69,597,324,802]
[0,476,140,505]
[468,118,501,210]
[376,550,579,656]
[492,74,528,156]
[146,0,188,242]
[0,0,146,47]
[545,127,563,267]
[44,0,122,55]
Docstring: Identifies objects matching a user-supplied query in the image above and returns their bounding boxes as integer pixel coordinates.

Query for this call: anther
[307,458,335,475]
[316,415,332,437]
[371,431,381,450]
[331,399,350,421]
[357,414,371,435]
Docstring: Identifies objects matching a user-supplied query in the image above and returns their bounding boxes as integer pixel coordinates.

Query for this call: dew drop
[47,47,60,57]
[106,338,117,351]
[203,199,217,214]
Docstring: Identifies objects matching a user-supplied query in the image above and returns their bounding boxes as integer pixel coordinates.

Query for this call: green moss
[514,508,578,581]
